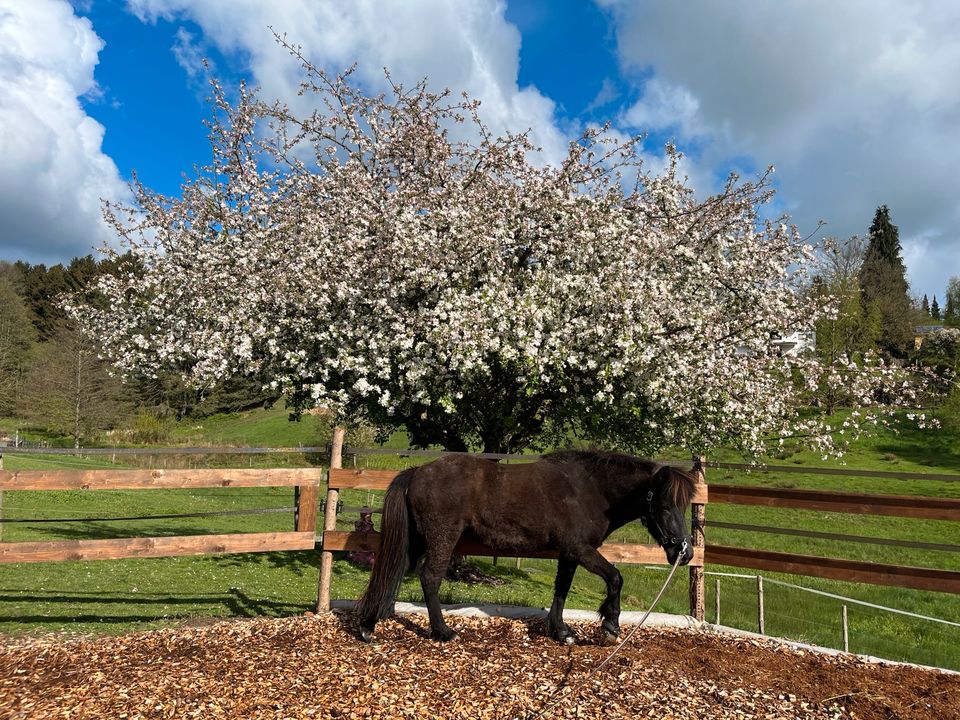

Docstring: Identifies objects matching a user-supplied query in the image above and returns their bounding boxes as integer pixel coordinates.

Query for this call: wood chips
[1,612,957,719]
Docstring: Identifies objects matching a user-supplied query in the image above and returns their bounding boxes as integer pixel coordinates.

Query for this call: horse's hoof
[432,629,459,642]
[562,633,576,645]
[602,630,620,646]
[359,627,374,643]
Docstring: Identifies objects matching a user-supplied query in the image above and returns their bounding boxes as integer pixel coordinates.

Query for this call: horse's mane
[662,466,697,508]
[543,450,697,508]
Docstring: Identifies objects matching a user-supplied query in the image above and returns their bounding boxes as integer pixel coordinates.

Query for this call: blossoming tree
[76,47,927,456]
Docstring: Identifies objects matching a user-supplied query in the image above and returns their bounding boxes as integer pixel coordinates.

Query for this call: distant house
[914,324,945,351]
[771,330,816,356]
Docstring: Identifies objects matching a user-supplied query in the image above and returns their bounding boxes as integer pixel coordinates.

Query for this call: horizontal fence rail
[708,484,960,521]
[0,467,321,564]
[327,467,712,501]
[0,532,318,563]
[705,545,960,594]
[708,461,960,483]
[322,530,705,567]
[0,468,319,491]
[0,445,330,456]
[709,520,960,554]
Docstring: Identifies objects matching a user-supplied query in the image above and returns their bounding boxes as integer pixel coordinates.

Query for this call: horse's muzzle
[664,536,694,566]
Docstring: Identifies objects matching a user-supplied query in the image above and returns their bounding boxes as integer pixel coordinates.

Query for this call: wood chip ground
[1,613,957,719]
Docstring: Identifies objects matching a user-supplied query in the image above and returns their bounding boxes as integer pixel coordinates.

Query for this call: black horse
[355,450,696,644]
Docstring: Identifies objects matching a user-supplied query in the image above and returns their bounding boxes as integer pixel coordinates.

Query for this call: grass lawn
[1,408,958,669]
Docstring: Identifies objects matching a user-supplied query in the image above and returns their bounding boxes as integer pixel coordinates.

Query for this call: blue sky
[1,0,958,299]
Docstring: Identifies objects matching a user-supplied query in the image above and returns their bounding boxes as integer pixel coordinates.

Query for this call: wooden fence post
[295,483,319,534]
[757,575,765,634]
[316,426,345,612]
[714,577,720,625]
[842,605,849,652]
[689,454,706,621]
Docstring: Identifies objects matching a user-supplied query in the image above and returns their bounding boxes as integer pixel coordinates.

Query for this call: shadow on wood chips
[0,611,956,719]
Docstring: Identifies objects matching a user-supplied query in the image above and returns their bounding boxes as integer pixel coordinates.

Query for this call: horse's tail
[355,468,415,637]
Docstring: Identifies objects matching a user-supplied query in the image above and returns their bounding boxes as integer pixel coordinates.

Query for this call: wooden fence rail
[708,484,960,521]
[0,468,321,564]
[705,545,960,594]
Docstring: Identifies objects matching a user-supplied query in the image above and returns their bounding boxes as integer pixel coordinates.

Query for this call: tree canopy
[945,276,960,327]
[73,47,928,456]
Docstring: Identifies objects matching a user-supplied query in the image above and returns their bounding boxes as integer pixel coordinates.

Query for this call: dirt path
[1,613,956,719]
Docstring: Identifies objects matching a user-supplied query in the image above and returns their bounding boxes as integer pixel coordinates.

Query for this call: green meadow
[0,407,957,669]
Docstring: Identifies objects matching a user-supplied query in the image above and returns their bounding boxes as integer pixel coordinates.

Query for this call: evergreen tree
[859,205,913,356]
[921,294,930,317]
[931,295,942,320]
[0,268,37,415]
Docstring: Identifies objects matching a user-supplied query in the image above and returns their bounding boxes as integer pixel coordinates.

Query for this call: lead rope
[523,542,689,720]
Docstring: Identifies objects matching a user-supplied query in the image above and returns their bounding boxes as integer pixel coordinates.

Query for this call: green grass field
[1,408,958,669]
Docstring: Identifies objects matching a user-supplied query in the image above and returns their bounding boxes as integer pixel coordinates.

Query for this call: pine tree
[922,294,930,317]
[931,295,941,320]
[859,205,914,356]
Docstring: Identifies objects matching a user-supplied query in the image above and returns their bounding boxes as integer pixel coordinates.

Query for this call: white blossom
[71,49,933,456]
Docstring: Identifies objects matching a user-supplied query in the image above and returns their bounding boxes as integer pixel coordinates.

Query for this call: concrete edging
[331,599,701,628]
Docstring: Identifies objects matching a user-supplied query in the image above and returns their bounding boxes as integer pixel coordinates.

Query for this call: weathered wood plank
[709,484,960,521]
[709,461,960,483]
[705,545,960,594]
[327,468,709,504]
[321,531,704,567]
[0,532,317,563]
[328,468,401,490]
[295,484,319,533]
[0,468,321,491]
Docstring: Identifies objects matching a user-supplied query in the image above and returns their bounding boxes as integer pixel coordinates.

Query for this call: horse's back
[404,454,606,553]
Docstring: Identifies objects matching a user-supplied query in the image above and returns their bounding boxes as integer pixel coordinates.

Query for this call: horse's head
[642,466,695,566]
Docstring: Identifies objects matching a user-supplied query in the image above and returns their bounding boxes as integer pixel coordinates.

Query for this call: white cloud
[622,77,704,139]
[0,0,129,264]
[171,27,205,80]
[126,0,570,165]
[601,0,960,296]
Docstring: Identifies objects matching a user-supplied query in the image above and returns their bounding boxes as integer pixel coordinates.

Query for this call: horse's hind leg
[419,536,459,641]
[572,547,623,643]
[546,557,578,644]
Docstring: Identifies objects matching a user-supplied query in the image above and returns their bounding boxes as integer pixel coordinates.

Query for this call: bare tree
[18,323,131,447]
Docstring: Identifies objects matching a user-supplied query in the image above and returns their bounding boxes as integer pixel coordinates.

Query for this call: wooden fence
[704,480,960,594]
[0,467,321,563]
[3,447,958,625]
[316,461,711,616]
[318,451,960,620]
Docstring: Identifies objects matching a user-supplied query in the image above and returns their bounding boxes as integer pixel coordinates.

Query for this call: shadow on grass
[874,440,960,473]
[0,587,308,628]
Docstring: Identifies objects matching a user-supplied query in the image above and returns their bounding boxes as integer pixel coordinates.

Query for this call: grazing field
[1,409,958,670]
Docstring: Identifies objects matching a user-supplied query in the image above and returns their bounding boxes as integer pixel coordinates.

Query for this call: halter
[640,489,686,548]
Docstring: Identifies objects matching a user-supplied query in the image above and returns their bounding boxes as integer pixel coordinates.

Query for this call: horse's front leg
[574,547,623,643]
[546,557,578,644]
